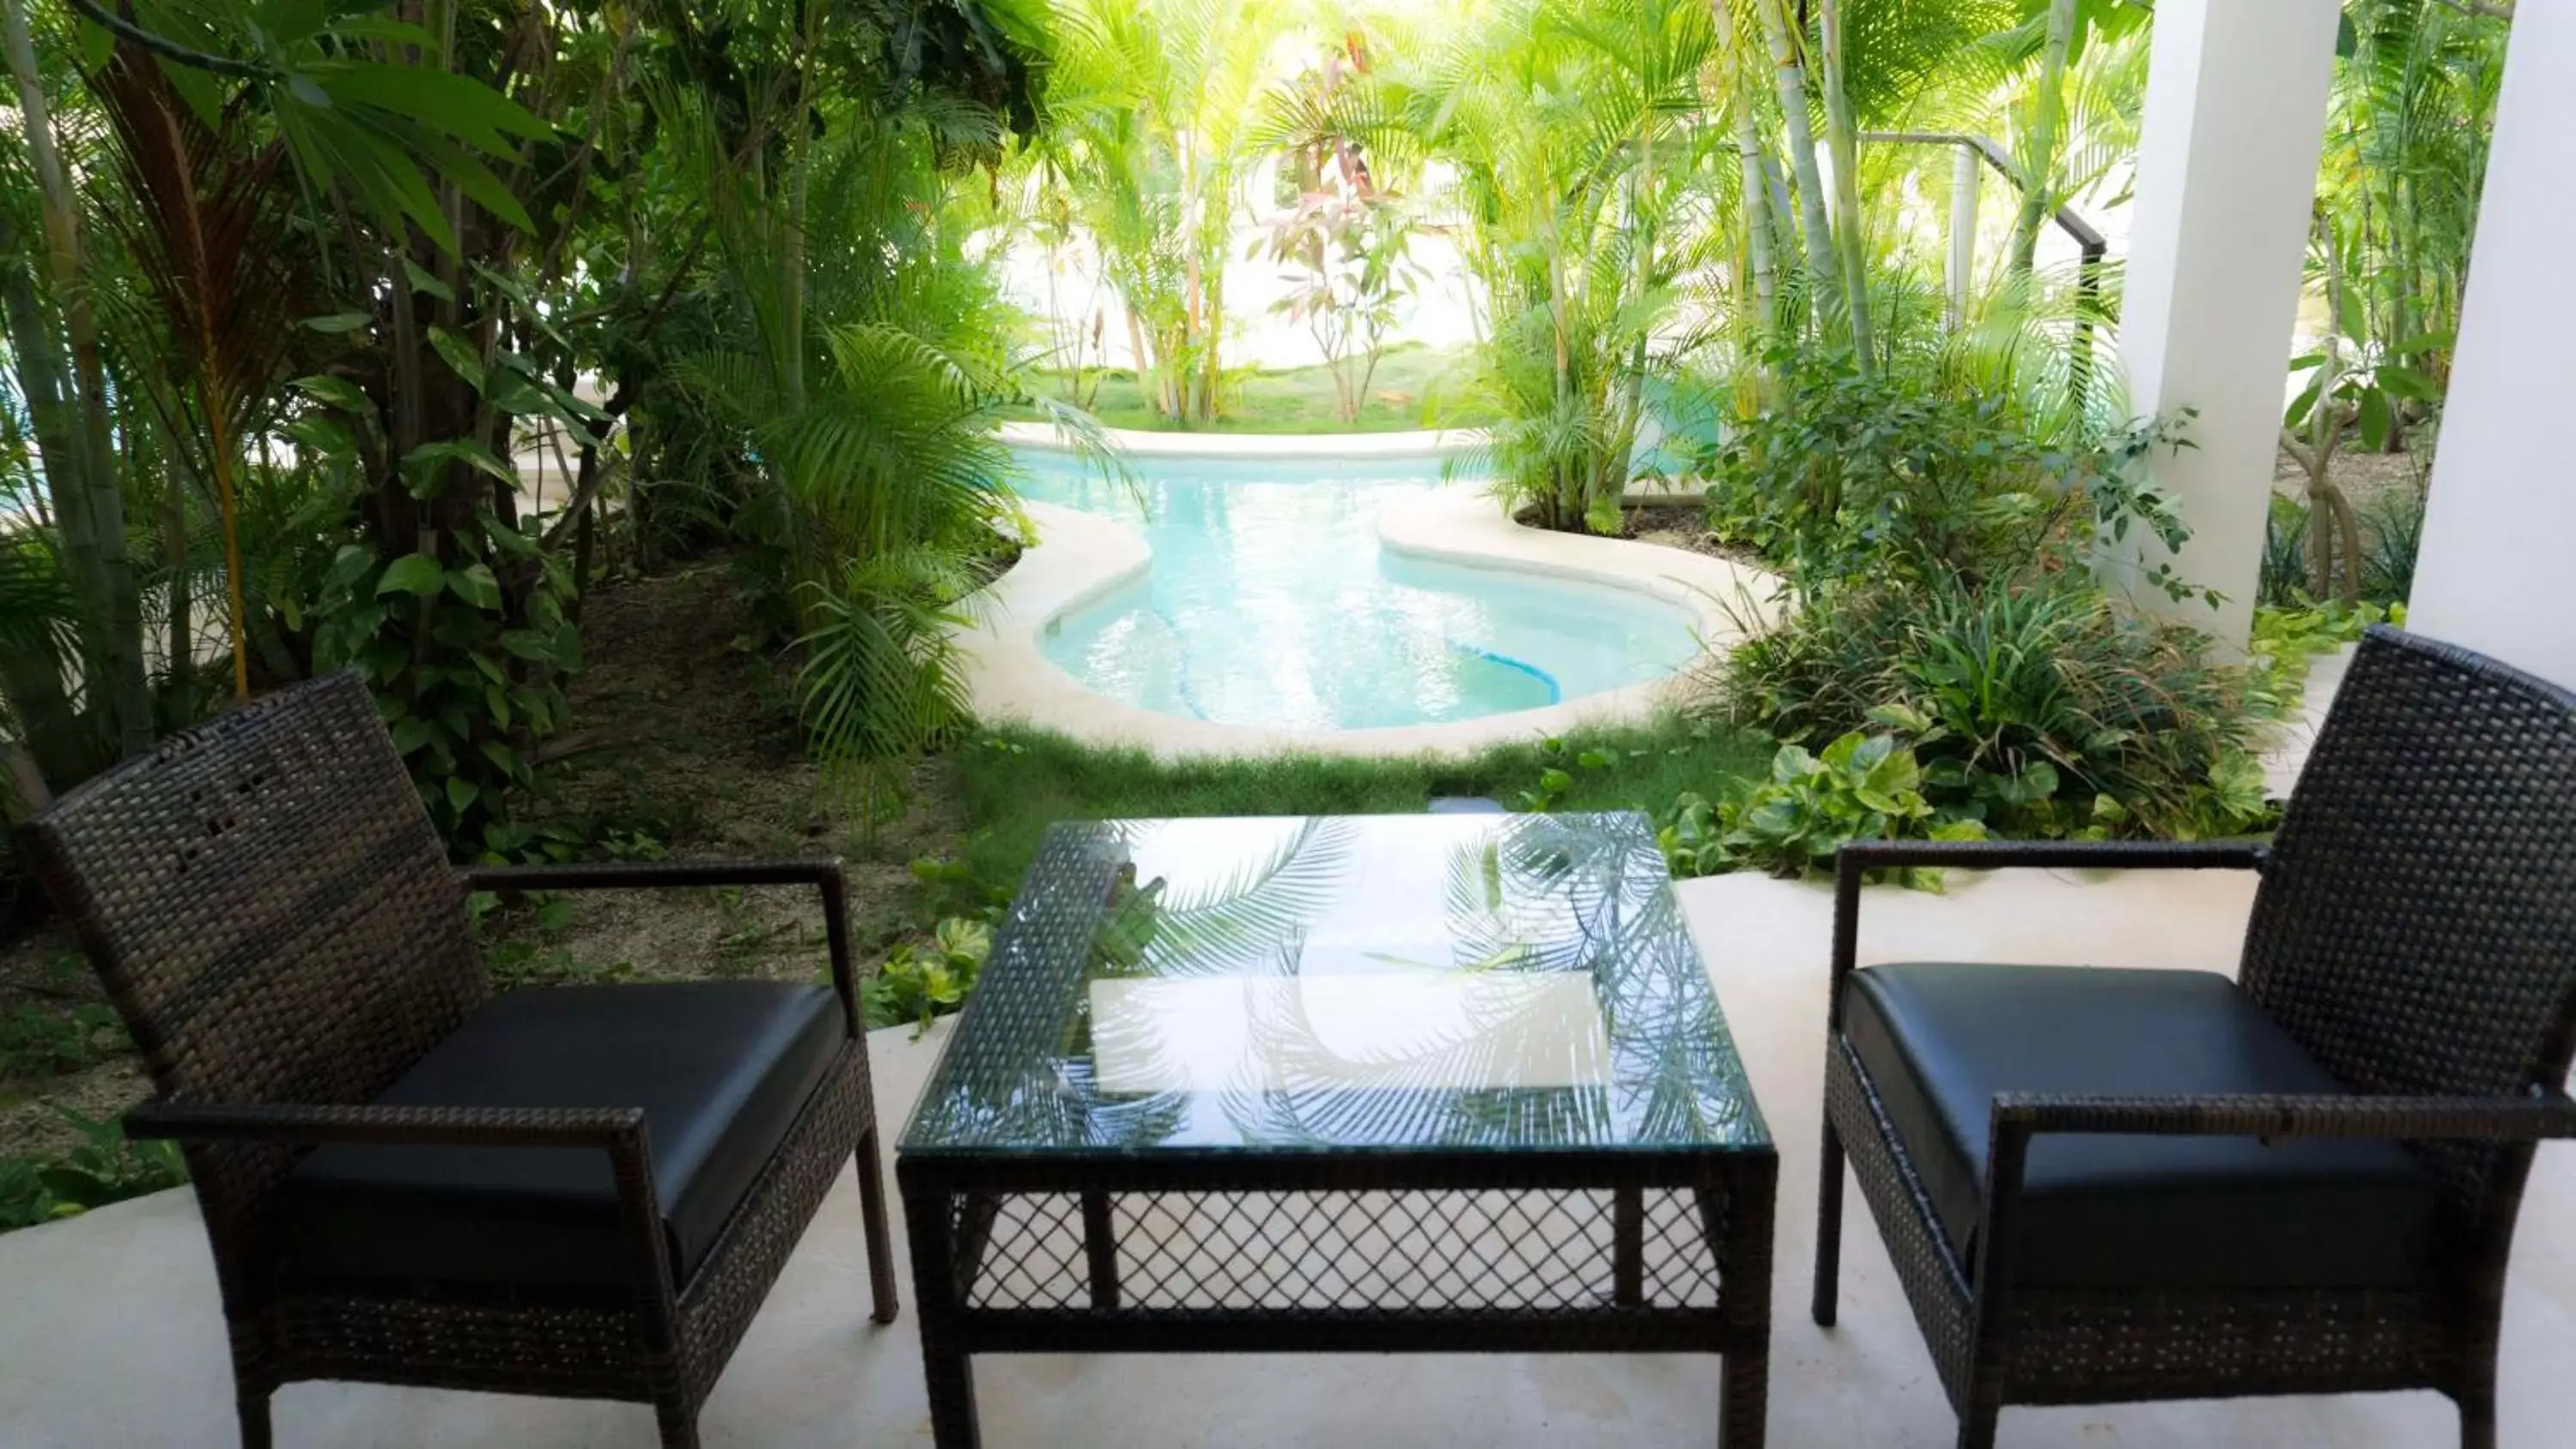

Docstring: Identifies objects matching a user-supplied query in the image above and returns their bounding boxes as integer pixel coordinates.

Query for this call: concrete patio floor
[3,865,2567,1447]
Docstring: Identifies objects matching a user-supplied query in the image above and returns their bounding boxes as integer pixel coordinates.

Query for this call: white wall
[2108,0,2341,646]
[2406,5,2576,690]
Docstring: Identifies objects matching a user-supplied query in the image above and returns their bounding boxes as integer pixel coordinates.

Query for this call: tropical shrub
[2361,487,2427,605]
[2247,600,2401,722]
[0,1114,187,1232]
[1362,0,1722,534]
[1656,731,1986,886]
[2257,490,2423,612]
[1711,579,2270,840]
[1698,348,2200,603]
[1042,0,1289,425]
[861,918,995,1035]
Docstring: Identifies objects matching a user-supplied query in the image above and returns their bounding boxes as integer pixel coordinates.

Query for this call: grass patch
[1034,345,1468,434]
[933,714,1774,894]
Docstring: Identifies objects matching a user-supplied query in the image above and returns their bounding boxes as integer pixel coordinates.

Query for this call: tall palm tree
[1363,0,1720,532]
[1046,0,1291,424]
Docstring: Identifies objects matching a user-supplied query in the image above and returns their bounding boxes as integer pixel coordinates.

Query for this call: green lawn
[935,713,1771,894]
[1034,345,1471,434]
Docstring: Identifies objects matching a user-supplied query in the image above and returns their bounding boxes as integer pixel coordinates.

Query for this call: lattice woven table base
[951,1187,1723,1313]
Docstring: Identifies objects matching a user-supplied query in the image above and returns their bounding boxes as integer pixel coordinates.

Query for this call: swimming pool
[1011,446,1703,731]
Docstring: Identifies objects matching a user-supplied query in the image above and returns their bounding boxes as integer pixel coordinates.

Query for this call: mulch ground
[0,558,974,1159]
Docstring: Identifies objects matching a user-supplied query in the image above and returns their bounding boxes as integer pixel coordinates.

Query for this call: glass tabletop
[899,812,1770,1156]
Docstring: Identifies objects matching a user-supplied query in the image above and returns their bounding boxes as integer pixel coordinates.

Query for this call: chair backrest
[2242,627,2576,1231]
[20,673,485,1267]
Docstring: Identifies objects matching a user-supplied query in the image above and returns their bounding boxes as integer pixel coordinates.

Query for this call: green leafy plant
[1656,732,1986,887]
[2360,487,2426,605]
[1515,737,1615,812]
[307,514,582,855]
[908,854,1012,929]
[860,918,994,1035]
[0,1000,128,1080]
[1698,348,2204,605]
[1714,579,2270,840]
[0,1112,188,1232]
[2248,600,2400,722]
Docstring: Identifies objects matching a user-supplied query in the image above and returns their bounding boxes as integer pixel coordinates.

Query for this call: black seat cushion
[1842,963,2444,1290]
[284,981,844,1291]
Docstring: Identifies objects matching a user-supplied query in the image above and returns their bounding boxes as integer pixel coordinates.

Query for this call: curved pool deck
[955,423,1780,759]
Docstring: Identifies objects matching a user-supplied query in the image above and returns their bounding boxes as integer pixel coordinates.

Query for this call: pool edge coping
[953,450,1783,761]
[998,418,1482,461]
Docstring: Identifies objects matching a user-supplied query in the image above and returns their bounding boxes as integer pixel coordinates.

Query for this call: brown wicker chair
[1814,626,2576,1449]
[20,671,900,1448]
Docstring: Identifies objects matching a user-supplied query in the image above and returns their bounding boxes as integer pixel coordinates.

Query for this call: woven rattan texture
[1826,1040,1975,1405]
[2245,628,2576,1227]
[22,673,896,1449]
[1817,627,2576,1449]
[26,674,484,1273]
[947,1185,1726,1313]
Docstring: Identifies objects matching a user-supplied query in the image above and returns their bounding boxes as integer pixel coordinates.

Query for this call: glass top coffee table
[896,812,1777,1446]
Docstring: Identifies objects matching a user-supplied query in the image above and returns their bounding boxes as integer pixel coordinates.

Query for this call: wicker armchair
[20,672,900,1449]
[1814,626,2576,1449]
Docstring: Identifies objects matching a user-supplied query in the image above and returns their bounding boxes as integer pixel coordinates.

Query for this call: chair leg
[234,1383,272,1449]
[654,1397,702,1449]
[856,1125,901,1325]
[2457,1362,2499,1449]
[1813,1113,1844,1328]
[1955,1400,2000,1449]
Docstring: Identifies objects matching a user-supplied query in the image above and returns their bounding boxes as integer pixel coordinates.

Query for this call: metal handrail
[1859,130,2108,258]
[1859,130,2110,398]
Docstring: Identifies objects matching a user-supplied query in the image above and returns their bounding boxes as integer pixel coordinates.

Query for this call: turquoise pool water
[1012,447,1701,731]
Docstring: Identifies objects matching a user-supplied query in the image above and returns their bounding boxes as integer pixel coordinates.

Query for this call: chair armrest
[1990,1089,2576,1144]
[127,1100,683,1302]
[125,1100,647,1150]
[459,858,862,1029]
[1827,840,2268,1028]
[459,859,846,894]
[1835,837,2268,880]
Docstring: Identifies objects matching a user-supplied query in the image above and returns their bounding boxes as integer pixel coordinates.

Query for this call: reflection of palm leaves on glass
[1219,815,1637,1146]
[1220,966,1616,1147]
[908,1063,1193,1154]
[1569,817,1758,1147]
[1222,814,1751,1147]
[1072,818,1357,1118]
[1115,816,1357,978]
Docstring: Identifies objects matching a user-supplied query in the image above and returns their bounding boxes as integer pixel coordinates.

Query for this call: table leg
[900,1171,983,1449]
[1718,1347,1769,1449]
[1708,1156,1777,1449]
[1082,1188,1121,1310]
[1613,1185,1644,1308]
[924,1343,981,1449]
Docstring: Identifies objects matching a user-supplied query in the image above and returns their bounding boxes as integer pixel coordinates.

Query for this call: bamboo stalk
[1817,0,1874,370]
[3,0,150,753]
[2009,0,2077,275]
[1751,0,1842,338]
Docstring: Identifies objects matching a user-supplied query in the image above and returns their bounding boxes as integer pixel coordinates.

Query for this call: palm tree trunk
[2009,0,2076,275]
[3,0,149,755]
[1817,0,1874,372]
[1610,136,1658,529]
[1752,0,1842,337]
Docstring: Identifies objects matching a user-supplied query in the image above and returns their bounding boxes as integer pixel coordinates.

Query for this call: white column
[2406,8,2576,690]
[2108,0,2341,645]
[1947,142,1978,326]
